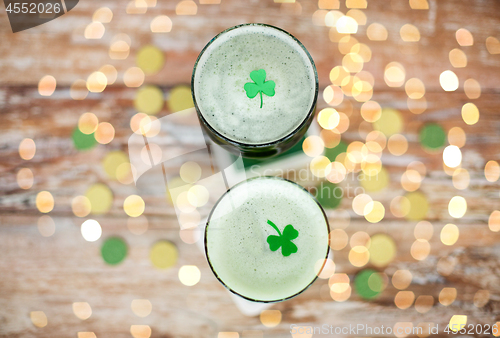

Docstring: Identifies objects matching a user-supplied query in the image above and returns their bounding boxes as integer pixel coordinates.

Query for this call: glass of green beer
[191,23,318,158]
[205,177,330,302]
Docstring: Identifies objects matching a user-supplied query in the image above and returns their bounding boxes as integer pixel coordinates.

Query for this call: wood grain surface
[1,0,500,337]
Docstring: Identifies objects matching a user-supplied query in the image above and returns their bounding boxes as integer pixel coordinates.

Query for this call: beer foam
[206,177,329,302]
[193,24,317,145]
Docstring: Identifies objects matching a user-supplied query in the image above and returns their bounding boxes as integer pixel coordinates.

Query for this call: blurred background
[1,0,500,337]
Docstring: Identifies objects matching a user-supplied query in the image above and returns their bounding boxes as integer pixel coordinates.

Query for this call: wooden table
[1,0,500,337]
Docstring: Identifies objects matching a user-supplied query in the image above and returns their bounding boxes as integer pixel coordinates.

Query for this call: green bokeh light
[419,123,446,150]
[101,237,128,265]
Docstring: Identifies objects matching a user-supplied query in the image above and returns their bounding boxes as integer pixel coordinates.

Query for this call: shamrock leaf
[266,220,299,257]
[244,69,276,108]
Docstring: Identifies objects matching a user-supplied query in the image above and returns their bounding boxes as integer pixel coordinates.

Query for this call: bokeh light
[448,196,466,218]
[81,219,102,242]
[38,75,56,96]
[36,191,54,213]
[260,310,282,328]
[131,299,152,317]
[178,265,201,286]
[73,302,92,320]
[461,102,479,125]
[439,70,459,91]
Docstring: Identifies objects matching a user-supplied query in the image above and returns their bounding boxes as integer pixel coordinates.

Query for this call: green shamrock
[266,220,298,257]
[244,69,276,108]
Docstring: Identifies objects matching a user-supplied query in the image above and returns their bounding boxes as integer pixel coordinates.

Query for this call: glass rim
[191,23,319,149]
[204,176,331,303]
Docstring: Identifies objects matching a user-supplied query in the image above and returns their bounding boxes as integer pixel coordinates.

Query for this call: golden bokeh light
[87,72,107,93]
[329,229,348,250]
[180,161,202,183]
[84,22,105,39]
[77,333,97,338]
[30,311,48,328]
[486,37,500,54]
[449,48,467,68]
[456,28,473,46]
[260,310,282,328]
[360,100,381,122]
[352,193,372,216]
[336,16,358,34]
[409,0,428,9]
[411,239,430,260]
[124,195,145,217]
[73,302,92,320]
[324,10,343,28]
[36,191,54,213]
[178,265,201,286]
[19,138,36,160]
[473,290,490,308]
[448,315,467,332]
[319,0,340,9]
[484,160,500,182]
[78,112,99,134]
[151,15,173,33]
[346,0,366,9]
[384,62,406,87]
[318,108,340,130]
[17,168,34,189]
[109,34,130,60]
[388,134,408,156]
[217,333,239,338]
[126,0,147,14]
[400,24,420,42]
[72,195,91,217]
[93,7,113,23]
[314,258,335,279]
[338,36,358,55]
[464,78,481,99]
[38,75,56,96]
[349,231,370,248]
[440,223,459,246]
[123,67,145,88]
[364,201,385,223]
[489,210,500,232]
[168,85,194,112]
[439,70,459,91]
[342,53,364,72]
[414,221,433,240]
[401,169,422,192]
[348,246,370,267]
[346,9,366,25]
[323,85,344,106]
[405,78,425,99]
[407,96,427,114]
[367,22,388,41]
[310,156,331,178]
[176,0,197,15]
[70,79,89,100]
[447,126,466,148]
[130,325,152,338]
[392,270,412,290]
[415,295,434,313]
[461,102,479,125]
[303,135,325,157]
[131,299,152,318]
[391,195,410,217]
[443,145,462,168]
[99,65,117,85]
[439,287,457,306]
[395,291,415,309]
[452,168,469,190]
[37,215,55,237]
[95,122,115,144]
[448,196,466,218]
[329,273,351,301]
[329,66,349,85]
[187,185,209,207]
